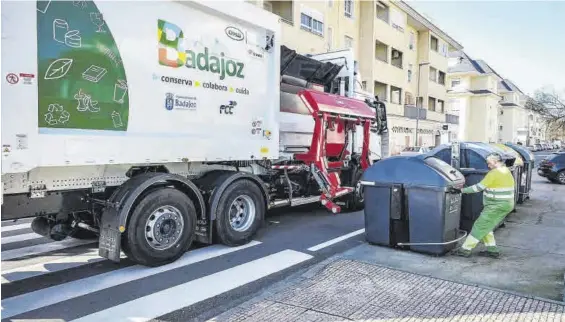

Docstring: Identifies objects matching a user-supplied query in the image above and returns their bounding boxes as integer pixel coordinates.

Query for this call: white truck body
[2,0,280,195]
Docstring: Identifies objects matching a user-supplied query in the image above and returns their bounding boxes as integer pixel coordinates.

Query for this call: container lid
[361,154,464,188]
[504,143,535,162]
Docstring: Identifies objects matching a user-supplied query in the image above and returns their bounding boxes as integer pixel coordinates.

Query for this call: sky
[406,0,565,96]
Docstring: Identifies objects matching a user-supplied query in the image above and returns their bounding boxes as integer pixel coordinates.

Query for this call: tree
[525,88,565,130]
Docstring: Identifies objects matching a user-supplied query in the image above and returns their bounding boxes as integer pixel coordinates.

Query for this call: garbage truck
[1,0,388,266]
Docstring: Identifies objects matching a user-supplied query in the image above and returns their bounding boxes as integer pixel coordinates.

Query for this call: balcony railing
[404,105,427,120]
[446,114,459,124]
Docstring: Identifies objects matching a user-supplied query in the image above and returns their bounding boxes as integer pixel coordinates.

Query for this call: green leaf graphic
[45,58,74,80]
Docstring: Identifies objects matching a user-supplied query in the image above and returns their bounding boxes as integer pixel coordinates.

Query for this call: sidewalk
[210,175,565,321]
[210,258,564,321]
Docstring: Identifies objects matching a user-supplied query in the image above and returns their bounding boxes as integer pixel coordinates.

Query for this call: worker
[454,153,515,258]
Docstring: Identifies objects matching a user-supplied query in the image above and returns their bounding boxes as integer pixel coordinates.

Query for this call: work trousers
[461,199,514,251]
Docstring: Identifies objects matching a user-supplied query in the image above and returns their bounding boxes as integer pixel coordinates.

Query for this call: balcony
[446,114,459,124]
[404,105,427,120]
[263,0,293,24]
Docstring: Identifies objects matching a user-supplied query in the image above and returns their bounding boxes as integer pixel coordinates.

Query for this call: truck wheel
[123,187,196,267]
[344,169,364,212]
[214,180,264,246]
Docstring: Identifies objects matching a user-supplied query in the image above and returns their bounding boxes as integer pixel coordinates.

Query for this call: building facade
[446,51,504,143]
[355,1,463,154]
[250,0,360,56]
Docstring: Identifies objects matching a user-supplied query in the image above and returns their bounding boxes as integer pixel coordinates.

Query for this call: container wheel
[122,187,196,267]
[214,179,265,246]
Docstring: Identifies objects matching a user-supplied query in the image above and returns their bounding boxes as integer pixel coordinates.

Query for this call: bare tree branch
[525,88,565,129]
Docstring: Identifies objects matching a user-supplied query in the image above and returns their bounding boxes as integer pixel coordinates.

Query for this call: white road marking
[70,250,313,322]
[1,223,32,232]
[1,238,96,261]
[2,232,43,244]
[1,249,115,284]
[1,241,262,319]
[307,228,365,252]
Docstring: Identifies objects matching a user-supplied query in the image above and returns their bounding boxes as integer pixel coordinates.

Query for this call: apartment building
[446,49,547,145]
[250,0,360,56]
[446,51,503,143]
[250,0,463,154]
[498,79,538,145]
[357,1,463,154]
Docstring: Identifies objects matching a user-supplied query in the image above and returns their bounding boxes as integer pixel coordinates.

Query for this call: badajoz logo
[165,93,197,111]
[158,19,245,80]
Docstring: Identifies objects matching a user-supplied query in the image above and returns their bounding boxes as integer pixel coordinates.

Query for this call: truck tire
[214,179,265,246]
[122,187,196,267]
[344,168,364,212]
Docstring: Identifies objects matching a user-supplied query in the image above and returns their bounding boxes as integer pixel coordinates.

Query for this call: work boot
[453,248,472,257]
[478,246,501,259]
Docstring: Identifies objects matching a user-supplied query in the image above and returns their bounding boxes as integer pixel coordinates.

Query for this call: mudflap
[99,206,121,262]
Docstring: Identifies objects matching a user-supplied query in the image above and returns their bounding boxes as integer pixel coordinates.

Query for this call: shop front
[388,117,437,155]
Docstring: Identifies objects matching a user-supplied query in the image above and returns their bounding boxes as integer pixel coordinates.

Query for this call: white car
[399,146,430,156]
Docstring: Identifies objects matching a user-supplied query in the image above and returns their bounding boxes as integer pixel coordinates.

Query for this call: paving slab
[211,259,565,322]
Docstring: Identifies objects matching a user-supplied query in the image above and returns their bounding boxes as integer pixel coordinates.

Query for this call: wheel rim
[559,172,565,183]
[355,180,365,203]
[229,195,256,232]
[144,205,184,251]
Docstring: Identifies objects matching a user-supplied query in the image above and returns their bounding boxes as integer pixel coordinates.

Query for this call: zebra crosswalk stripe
[1,241,262,319]
[1,232,44,244]
[70,249,313,322]
[1,249,111,284]
[1,223,31,232]
[1,238,96,261]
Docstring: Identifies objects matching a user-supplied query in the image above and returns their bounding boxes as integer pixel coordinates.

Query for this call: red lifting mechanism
[294,89,376,213]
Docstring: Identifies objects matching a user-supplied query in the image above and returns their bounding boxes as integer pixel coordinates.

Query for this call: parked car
[534,144,542,151]
[538,152,565,184]
[527,146,537,152]
[399,146,430,156]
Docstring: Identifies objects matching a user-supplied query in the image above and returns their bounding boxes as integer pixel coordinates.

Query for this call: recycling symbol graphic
[44,104,70,125]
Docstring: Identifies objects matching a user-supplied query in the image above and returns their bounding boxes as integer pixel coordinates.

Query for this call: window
[327,26,333,50]
[376,1,389,22]
[361,81,367,90]
[430,35,439,52]
[344,35,353,49]
[438,71,446,85]
[428,96,436,111]
[405,92,415,105]
[438,99,445,113]
[499,125,503,131]
[407,64,413,82]
[344,0,353,17]
[328,0,333,8]
[391,48,403,69]
[440,43,448,57]
[300,13,324,36]
[429,66,437,82]
[375,40,388,62]
[409,31,415,50]
[500,110,504,115]
[451,78,461,87]
[312,19,324,35]
[300,13,312,29]
[390,86,402,104]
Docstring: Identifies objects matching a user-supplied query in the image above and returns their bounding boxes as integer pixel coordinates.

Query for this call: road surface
[1,206,366,321]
